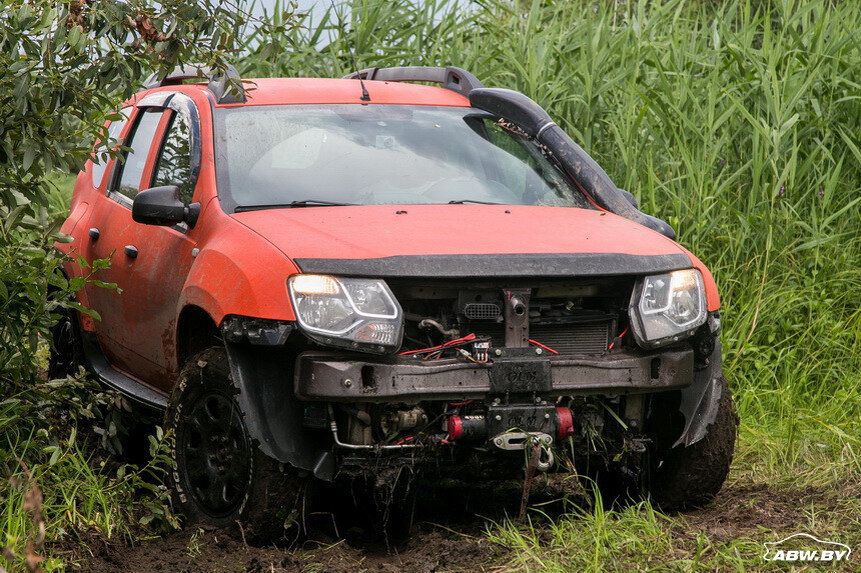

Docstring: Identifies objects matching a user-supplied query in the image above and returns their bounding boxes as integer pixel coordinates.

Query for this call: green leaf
[22,144,35,172]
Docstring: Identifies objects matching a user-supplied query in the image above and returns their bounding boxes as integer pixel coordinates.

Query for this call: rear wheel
[165,347,309,542]
[650,376,738,510]
[48,308,83,379]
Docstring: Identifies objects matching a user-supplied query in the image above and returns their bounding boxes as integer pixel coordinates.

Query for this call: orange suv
[54,65,736,538]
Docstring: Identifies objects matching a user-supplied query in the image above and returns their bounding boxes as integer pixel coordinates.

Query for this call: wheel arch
[176,304,220,370]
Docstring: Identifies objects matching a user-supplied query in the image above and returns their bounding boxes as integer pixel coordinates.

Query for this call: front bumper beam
[295,348,694,402]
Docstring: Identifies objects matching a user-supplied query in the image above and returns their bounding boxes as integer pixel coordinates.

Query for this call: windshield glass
[214,105,591,212]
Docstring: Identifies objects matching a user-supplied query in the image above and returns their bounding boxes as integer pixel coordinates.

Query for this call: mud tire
[651,376,738,510]
[165,347,308,543]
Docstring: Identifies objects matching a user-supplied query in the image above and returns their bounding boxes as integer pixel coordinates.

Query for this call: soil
[75,523,497,573]
[69,481,858,572]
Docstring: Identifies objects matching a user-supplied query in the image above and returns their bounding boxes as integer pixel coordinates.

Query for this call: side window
[92,106,133,189]
[114,108,163,200]
[152,110,194,205]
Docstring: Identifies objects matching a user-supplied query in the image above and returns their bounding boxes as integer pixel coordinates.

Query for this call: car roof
[155,78,473,108]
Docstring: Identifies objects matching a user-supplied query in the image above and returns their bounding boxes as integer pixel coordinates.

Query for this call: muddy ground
[69,481,857,572]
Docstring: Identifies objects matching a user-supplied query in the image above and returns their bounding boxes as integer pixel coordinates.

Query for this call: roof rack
[343,66,484,98]
[141,64,246,104]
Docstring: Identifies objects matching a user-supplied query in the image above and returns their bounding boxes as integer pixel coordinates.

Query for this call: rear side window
[92,106,132,189]
[114,108,163,200]
[152,110,194,205]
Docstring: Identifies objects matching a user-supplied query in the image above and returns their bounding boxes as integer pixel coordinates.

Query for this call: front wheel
[650,376,738,510]
[165,347,309,541]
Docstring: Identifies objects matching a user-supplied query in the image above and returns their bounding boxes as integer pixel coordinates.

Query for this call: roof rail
[343,66,483,98]
[141,64,246,104]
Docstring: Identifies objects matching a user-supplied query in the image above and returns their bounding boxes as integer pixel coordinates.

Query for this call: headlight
[288,274,403,354]
[629,269,707,347]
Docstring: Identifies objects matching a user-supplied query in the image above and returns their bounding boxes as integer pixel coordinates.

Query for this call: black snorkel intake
[469,88,676,239]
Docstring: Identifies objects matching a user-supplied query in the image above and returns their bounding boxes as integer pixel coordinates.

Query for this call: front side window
[152,110,194,204]
[114,108,163,200]
[214,105,591,212]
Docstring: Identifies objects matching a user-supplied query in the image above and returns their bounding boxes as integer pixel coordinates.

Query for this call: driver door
[86,93,201,390]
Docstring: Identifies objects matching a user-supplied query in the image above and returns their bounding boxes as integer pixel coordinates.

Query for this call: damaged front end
[223,271,723,496]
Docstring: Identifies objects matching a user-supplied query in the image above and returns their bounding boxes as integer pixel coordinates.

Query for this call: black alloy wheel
[166,347,310,542]
[180,390,252,518]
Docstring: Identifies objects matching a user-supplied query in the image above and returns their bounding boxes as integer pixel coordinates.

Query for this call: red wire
[608,327,629,350]
[399,333,477,356]
[528,339,559,354]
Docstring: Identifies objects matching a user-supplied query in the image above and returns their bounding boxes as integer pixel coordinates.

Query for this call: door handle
[88,228,100,241]
[124,245,138,259]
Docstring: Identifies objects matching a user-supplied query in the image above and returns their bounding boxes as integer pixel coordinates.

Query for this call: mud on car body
[54,64,736,538]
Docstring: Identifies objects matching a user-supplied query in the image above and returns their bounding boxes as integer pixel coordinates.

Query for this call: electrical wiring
[528,338,558,354]
[398,332,478,356]
[608,327,629,350]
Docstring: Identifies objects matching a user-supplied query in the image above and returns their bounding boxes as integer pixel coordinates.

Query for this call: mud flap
[673,340,724,448]
[224,341,336,480]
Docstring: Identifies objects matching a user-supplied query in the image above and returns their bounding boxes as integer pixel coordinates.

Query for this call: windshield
[214,105,591,212]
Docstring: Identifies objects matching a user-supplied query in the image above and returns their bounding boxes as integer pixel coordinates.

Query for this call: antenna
[329,0,370,102]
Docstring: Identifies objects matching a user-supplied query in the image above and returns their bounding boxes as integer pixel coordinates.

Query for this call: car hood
[231,205,693,278]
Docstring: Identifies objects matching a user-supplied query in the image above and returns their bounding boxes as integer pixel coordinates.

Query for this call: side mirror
[132,185,200,228]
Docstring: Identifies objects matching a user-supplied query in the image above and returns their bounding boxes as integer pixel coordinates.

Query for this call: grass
[0,376,177,572]
[3,0,859,570]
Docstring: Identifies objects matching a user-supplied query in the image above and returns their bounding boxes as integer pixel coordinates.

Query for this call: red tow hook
[556,407,575,440]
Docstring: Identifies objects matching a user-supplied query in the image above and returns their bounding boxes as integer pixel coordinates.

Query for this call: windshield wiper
[235,200,357,212]
[447,199,503,205]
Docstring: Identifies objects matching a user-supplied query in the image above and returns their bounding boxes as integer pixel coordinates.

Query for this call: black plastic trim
[141,63,245,104]
[165,93,202,187]
[80,332,168,411]
[294,252,693,278]
[225,341,336,481]
[674,316,724,447]
[344,66,484,98]
[142,64,214,89]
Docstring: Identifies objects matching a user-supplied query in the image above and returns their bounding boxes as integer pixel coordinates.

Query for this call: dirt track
[74,481,858,572]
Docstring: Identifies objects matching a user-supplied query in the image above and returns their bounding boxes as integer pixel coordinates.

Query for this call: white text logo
[762,533,851,562]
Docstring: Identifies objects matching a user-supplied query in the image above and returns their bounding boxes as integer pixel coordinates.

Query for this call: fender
[674,317,725,447]
[178,239,299,326]
[223,334,336,481]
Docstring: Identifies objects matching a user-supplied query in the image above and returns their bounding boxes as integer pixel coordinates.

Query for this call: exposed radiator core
[476,321,612,355]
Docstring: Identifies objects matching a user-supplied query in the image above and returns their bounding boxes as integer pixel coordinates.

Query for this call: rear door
[86,92,202,390]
